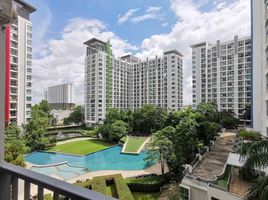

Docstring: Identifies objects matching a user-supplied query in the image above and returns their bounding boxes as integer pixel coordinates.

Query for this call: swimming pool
[31,163,88,180]
[25,145,155,171]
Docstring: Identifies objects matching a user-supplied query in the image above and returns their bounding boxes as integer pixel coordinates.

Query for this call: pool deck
[19,162,168,199]
[69,161,168,183]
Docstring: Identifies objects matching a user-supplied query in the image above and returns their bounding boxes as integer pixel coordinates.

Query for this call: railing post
[0,171,11,200]
[11,177,19,200]
[24,181,31,200]
[38,186,44,200]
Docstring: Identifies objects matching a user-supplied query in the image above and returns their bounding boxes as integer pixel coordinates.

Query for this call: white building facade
[252,0,268,137]
[9,0,35,125]
[45,83,75,110]
[84,38,183,126]
[192,36,251,123]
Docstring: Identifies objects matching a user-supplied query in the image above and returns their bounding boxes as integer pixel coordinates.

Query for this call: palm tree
[240,140,268,199]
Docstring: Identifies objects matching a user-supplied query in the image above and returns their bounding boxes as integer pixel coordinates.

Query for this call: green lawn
[124,137,148,153]
[49,139,113,155]
[106,184,118,198]
[132,192,161,200]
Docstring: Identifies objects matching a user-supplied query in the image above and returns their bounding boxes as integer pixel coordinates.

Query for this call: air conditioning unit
[0,0,12,25]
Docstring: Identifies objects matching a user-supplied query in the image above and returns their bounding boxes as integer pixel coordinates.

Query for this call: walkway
[56,137,95,145]
[191,132,236,180]
[69,161,168,183]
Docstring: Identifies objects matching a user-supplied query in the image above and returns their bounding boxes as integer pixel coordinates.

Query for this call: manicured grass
[132,192,161,200]
[49,139,113,155]
[106,184,118,198]
[124,137,148,153]
[75,174,164,200]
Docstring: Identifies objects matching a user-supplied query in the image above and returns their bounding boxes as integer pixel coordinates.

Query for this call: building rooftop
[164,49,184,57]
[190,42,207,48]
[14,0,36,13]
[120,55,139,63]
[84,38,107,46]
[191,132,236,180]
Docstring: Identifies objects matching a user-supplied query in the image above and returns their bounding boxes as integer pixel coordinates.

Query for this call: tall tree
[4,124,26,167]
[146,127,176,174]
[240,141,268,200]
[109,120,129,142]
[220,110,240,129]
[25,102,50,151]
[196,102,220,123]
[175,116,199,163]
[68,106,85,125]
[132,105,167,133]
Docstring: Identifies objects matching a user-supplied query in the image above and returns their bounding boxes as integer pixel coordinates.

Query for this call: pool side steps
[30,161,88,171]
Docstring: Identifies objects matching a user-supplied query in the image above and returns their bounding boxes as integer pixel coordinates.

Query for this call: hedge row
[114,175,134,200]
[92,176,107,194]
[74,174,165,199]
[75,174,133,200]
[126,175,166,193]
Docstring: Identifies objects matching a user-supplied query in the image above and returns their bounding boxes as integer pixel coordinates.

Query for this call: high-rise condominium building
[84,38,183,126]
[9,0,36,125]
[252,0,268,137]
[44,83,75,110]
[192,36,251,123]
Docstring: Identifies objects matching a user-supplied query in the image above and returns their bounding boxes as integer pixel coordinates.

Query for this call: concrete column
[0,26,6,161]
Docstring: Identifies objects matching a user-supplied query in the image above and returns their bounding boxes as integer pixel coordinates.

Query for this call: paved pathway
[56,137,95,145]
[69,162,168,183]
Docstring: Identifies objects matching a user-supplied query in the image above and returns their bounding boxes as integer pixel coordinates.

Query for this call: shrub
[83,129,99,138]
[114,175,134,200]
[126,175,166,193]
[75,174,134,200]
[239,129,262,141]
[91,176,106,194]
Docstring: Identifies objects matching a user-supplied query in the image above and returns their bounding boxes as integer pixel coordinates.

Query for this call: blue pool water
[25,146,154,171]
[31,163,87,180]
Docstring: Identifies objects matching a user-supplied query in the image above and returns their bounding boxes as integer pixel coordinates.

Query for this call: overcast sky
[27,0,250,105]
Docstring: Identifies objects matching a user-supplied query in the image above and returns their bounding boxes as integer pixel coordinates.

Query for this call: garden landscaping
[49,139,113,155]
[122,136,149,154]
[74,174,165,200]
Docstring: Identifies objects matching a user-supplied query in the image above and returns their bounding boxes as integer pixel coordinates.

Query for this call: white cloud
[33,0,250,106]
[131,6,163,23]
[161,22,168,27]
[136,0,250,105]
[117,8,139,25]
[32,18,137,104]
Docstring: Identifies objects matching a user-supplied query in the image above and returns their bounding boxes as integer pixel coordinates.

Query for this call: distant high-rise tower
[9,0,36,125]
[84,38,183,126]
[191,36,251,124]
[252,0,268,137]
[45,83,75,110]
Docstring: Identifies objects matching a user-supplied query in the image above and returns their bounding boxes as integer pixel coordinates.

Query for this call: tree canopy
[4,123,26,167]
